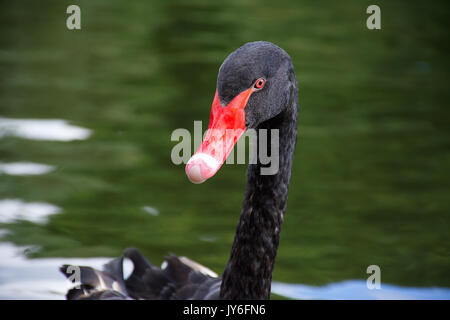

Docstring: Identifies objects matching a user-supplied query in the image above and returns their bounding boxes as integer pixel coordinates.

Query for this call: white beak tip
[186,164,206,184]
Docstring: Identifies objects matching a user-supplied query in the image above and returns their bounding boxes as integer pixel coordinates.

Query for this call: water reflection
[0,118,91,141]
[0,242,109,300]
[272,281,450,300]
[142,206,159,216]
[1,242,449,300]
[0,199,61,224]
[0,162,54,176]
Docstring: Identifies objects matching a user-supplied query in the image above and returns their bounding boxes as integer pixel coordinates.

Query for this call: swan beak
[186,88,253,184]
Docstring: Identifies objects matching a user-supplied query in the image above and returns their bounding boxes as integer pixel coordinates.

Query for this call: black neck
[220,83,298,299]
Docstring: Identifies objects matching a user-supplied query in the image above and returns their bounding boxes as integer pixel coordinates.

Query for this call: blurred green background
[0,0,449,294]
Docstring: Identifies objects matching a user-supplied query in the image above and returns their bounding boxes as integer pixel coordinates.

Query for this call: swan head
[186,41,295,184]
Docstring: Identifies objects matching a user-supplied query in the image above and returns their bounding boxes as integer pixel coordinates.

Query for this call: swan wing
[60,247,221,300]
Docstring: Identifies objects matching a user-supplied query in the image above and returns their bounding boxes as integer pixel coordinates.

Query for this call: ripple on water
[142,206,159,216]
[271,280,450,300]
[0,162,54,175]
[0,117,91,141]
[0,242,110,300]
[0,199,61,224]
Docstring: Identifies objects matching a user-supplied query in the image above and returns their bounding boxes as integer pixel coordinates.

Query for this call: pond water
[1,242,449,300]
[0,1,449,299]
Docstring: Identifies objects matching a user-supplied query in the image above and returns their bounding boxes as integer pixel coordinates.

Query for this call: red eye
[254,78,265,89]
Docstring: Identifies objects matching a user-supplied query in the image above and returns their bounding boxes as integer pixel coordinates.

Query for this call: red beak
[186,87,253,183]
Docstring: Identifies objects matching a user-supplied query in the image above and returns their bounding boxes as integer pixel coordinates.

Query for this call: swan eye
[254,78,265,90]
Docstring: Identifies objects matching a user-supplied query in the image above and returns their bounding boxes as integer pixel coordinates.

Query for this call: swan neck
[220,88,298,299]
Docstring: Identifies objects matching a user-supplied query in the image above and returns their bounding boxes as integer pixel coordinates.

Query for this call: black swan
[60,41,298,300]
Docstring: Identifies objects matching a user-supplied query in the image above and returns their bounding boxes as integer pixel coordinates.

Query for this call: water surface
[0,0,449,299]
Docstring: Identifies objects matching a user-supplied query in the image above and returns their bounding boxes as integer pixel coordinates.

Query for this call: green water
[0,0,449,294]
